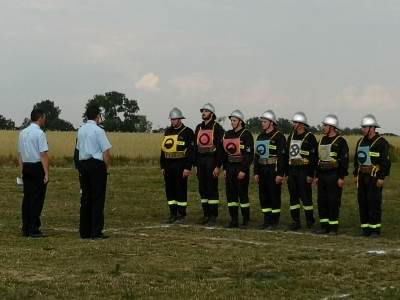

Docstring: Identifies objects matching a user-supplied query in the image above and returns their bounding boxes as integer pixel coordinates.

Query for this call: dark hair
[86,105,101,120]
[31,109,46,122]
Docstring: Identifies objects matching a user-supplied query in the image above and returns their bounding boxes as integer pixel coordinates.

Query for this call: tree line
[0,91,152,132]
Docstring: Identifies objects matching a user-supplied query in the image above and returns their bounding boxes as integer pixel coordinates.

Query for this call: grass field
[1,162,400,299]
[1,130,400,166]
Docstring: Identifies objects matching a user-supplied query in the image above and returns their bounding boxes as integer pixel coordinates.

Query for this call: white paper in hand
[16,177,23,186]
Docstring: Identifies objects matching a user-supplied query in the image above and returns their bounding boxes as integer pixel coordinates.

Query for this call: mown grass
[1,130,400,166]
[0,163,400,299]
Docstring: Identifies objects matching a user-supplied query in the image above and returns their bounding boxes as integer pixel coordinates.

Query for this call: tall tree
[84,91,152,132]
[22,100,75,131]
[0,114,15,130]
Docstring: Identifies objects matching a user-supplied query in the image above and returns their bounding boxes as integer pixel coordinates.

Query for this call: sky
[1,0,399,133]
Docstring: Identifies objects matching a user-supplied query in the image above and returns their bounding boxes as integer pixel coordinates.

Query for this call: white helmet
[169,107,185,119]
[260,110,277,124]
[229,109,245,122]
[322,114,341,130]
[361,114,380,128]
[200,103,215,114]
[292,111,309,127]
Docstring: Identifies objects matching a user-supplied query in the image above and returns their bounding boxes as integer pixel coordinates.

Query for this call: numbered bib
[161,135,184,153]
[289,140,302,159]
[357,145,372,166]
[319,144,334,162]
[197,129,213,148]
[256,140,270,159]
[223,138,241,156]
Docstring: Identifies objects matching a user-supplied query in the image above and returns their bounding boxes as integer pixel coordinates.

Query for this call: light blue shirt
[77,120,112,161]
[18,123,49,163]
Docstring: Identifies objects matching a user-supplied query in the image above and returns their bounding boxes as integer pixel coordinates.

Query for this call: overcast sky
[1,0,399,133]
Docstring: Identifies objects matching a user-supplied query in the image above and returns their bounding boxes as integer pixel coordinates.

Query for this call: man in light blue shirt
[17,108,49,238]
[76,105,112,239]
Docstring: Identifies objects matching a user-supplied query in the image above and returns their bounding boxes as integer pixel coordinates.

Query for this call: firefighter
[315,114,349,235]
[160,107,195,224]
[354,114,390,237]
[222,109,254,228]
[254,110,286,230]
[194,103,225,226]
[286,112,318,230]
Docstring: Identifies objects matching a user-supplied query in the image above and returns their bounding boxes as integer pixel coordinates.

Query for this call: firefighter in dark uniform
[254,110,286,230]
[223,109,254,228]
[286,112,318,230]
[354,114,390,237]
[160,107,195,224]
[315,115,349,235]
[194,103,224,226]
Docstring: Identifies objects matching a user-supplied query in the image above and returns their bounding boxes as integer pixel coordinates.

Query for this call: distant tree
[19,117,31,130]
[245,117,261,133]
[276,118,293,134]
[0,114,15,130]
[29,100,75,131]
[84,91,151,132]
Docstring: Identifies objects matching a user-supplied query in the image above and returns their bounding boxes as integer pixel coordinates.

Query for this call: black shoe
[21,230,29,237]
[225,222,239,228]
[30,231,47,238]
[313,227,329,235]
[361,230,371,237]
[166,215,177,224]
[92,233,109,240]
[198,216,209,225]
[175,216,186,225]
[370,232,380,238]
[306,221,315,229]
[289,222,301,231]
[207,217,217,227]
[259,223,269,230]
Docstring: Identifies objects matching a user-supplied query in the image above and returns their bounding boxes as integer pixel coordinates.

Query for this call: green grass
[1,164,400,299]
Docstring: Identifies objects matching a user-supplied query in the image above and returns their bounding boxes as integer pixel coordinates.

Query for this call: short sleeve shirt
[18,123,49,163]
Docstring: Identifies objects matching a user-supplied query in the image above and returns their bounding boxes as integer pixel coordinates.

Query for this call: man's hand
[254,175,259,183]
[182,169,191,178]
[237,171,246,180]
[337,178,345,188]
[213,167,220,178]
[275,176,284,185]
[306,176,314,184]
[354,176,358,186]
[223,170,227,178]
[161,169,165,176]
[376,179,384,188]
[43,174,49,184]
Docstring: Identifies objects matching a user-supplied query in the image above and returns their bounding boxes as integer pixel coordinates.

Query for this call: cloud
[335,85,397,111]
[134,73,160,92]
[171,74,211,96]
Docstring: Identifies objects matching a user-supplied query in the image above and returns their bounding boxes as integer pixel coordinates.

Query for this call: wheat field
[1,130,399,165]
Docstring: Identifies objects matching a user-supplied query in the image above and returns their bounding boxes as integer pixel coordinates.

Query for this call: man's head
[360,114,379,137]
[31,109,46,127]
[229,109,245,130]
[292,112,308,133]
[260,110,277,131]
[200,103,216,121]
[321,114,340,136]
[169,107,185,128]
[86,105,102,123]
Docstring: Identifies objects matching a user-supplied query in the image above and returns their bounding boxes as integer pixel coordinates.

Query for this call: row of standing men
[160,104,391,237]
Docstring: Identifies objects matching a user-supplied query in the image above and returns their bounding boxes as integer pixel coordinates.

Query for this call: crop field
[1,131,400,299]
[1,130,399,166]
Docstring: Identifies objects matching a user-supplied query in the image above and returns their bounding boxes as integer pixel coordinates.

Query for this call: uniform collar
[30,123,41,129]
[87,120,97,125]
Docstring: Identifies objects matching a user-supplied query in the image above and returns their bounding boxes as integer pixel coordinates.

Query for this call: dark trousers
[164,160,188,218]
[22,163,47,234]
[225,164,250,225]
[197,156,219,219]
[287,167,315,225]
[80,159,108,238]
[317,169,342,232]
[357,174,382,234]
[258,165,282,225]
